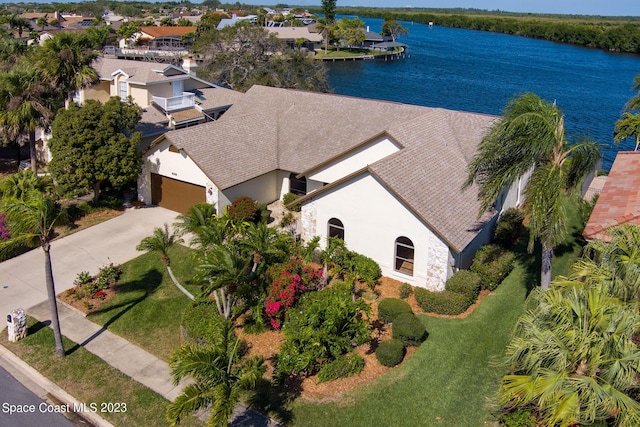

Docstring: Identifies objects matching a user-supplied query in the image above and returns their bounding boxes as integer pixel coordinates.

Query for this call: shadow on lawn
[65,269,163,356]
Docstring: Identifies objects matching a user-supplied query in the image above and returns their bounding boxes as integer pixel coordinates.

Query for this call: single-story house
[583,151,640,241]
[265,26,323,51]
[139,85,525,290]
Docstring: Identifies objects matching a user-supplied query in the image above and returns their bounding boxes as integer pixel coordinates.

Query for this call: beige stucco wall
[301,172,452,290]
[129,85,150,107]
[82,81,111,104]
[219,170,284,211]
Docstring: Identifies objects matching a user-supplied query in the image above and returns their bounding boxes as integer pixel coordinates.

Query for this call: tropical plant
[613,111,640,151]
[0,169,52,200]
[136,223,193,300]
[464,92,600,289]
[0,190,68,357]
[240,221,289,276]
[167,315,265,427]
[499,284,640,427]
[0,65,58,172]
[195,243,251,319]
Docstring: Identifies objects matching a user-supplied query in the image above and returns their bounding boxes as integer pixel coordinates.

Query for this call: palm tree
[0,169,52,199]
[0,65,58,172]
[0,190,67,357]
[136,223,194,300]
[173,203,225,248]
[6,15,31,39]
[613,111,640,151]
[499,284,640,427]
[240,221,288,276]
[624,74,640,110]
[195,243,251,319]
[464,93,600,289]
[36,32,99,108]
[166,315,265,427]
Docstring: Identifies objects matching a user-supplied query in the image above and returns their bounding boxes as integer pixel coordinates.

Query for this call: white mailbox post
[7,308,27,342]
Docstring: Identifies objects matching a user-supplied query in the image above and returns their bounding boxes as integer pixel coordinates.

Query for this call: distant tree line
[318,7,640,54]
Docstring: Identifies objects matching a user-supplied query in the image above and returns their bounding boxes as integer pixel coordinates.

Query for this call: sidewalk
[27,300,282,426]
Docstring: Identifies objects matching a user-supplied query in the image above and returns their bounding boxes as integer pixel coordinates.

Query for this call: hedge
[471,244,516,291]
[378,298,413,324]
[444,270,482,306]
[317,354,365,383]
[414,288,470,315]
[392,313,428,346]
[375,339,406,367]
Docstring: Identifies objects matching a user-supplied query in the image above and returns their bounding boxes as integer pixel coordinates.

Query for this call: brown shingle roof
[161,85,498,251]
[583,151,640,242]
[140,26,197,38]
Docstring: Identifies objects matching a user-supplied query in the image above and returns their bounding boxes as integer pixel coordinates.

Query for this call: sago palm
[0,190,68,357]
[499,284,640,427]
[166,316,265,427]
[464,92,600,289]
[136,223,193,300]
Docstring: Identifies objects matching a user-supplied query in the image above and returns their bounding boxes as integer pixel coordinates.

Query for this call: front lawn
[0,318,202,427]
[87,244,199,361]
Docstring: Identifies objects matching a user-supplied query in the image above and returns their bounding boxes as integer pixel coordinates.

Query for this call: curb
[0,343,114,427]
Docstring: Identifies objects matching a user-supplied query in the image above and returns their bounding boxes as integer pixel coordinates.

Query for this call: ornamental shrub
[275,281,371,378]
[444,270,482,306]
[227,196,257,222]
[282,192,301,212]
[351,253,381,290]
[378,298,413,324]
[471,244,515,291]
[317,354,365,383]
[264,257,324,329]
[414,288,470,315]
[392,313,428,346]
[0,213,9,240]
[375,339,406,367]
[399,282,412,299]
[493,208,524,248]
[499,409,537,427]
[181,302,225,346]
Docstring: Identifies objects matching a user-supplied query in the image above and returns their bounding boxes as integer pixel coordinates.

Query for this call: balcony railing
[152,92,196,112]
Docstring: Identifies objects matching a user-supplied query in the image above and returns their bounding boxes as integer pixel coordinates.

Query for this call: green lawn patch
[0,317,202,427]
[87,244,199,361]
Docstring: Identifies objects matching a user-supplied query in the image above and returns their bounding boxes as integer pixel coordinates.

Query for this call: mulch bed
[59,284,119,315]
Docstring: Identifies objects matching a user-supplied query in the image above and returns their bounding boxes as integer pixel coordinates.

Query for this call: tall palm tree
[613,111,640,151]
[166,315,265,427]
[499,284,640,427]
[240,221,288,276]
[195,243,251,319]
[136,223,194,300]
[464,93,600,289]
[36,32,99,108]
[0,190,67,357]
[0,65,58,172]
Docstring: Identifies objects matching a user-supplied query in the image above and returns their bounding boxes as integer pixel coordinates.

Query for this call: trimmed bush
[471,244,516,291]
[375,339,406,367]
[378,298,413,324]
[392,313,428,346]
[415,288,470,315]
[499,409,537,427]
[399,282,412,299]
[493,208,524,248]
[317,354,365,383]
[282,192,301,212]
[227,196,257,222]
[444,270,482,306]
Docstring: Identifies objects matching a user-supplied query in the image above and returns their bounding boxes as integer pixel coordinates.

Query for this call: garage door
[151,173,205,214]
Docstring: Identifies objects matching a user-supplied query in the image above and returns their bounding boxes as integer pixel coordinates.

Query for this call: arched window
[289,173,307,195]
[395,236,414,276]
[328,218,345,240]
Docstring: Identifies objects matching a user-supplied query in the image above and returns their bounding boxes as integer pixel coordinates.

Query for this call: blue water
[327,18,640,171]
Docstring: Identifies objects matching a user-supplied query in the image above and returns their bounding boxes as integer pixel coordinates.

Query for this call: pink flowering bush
[0,213,9,240]
[264,257,324,329]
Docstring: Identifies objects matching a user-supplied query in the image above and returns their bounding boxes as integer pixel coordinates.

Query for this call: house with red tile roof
[583,151,640,242]
[139,85,526,291]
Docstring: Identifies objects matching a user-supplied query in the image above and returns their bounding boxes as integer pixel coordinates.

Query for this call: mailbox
[7,308,26,342]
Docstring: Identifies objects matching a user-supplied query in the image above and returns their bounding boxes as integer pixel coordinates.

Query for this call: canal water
[327,17,640,171]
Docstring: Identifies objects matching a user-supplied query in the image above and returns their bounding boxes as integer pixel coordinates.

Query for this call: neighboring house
[583,151,640,241]
[265,26,323,51]
[126,26,197,51]
[75,57,244,145]
[217,15,258,29]
[138,85,526,290]
[361,28,384,47]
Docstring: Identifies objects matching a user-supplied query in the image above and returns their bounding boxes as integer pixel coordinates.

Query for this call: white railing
[152,92,196,112]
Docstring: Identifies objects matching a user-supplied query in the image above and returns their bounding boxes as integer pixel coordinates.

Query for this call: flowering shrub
[264,257,324,329]
[94,290,108,300]
[0,213,9,240]
[227,196,257,222]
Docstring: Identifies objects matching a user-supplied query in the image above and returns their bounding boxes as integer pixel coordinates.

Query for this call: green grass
[0,318,201,427]
[87,244,199,361]
[314,47,403,59]
[284,197,586,427]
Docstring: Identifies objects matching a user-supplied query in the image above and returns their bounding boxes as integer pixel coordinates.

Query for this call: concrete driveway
[0,207,180,317]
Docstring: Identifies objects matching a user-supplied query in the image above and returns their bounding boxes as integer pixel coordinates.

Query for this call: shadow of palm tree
[65,269,163,355]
